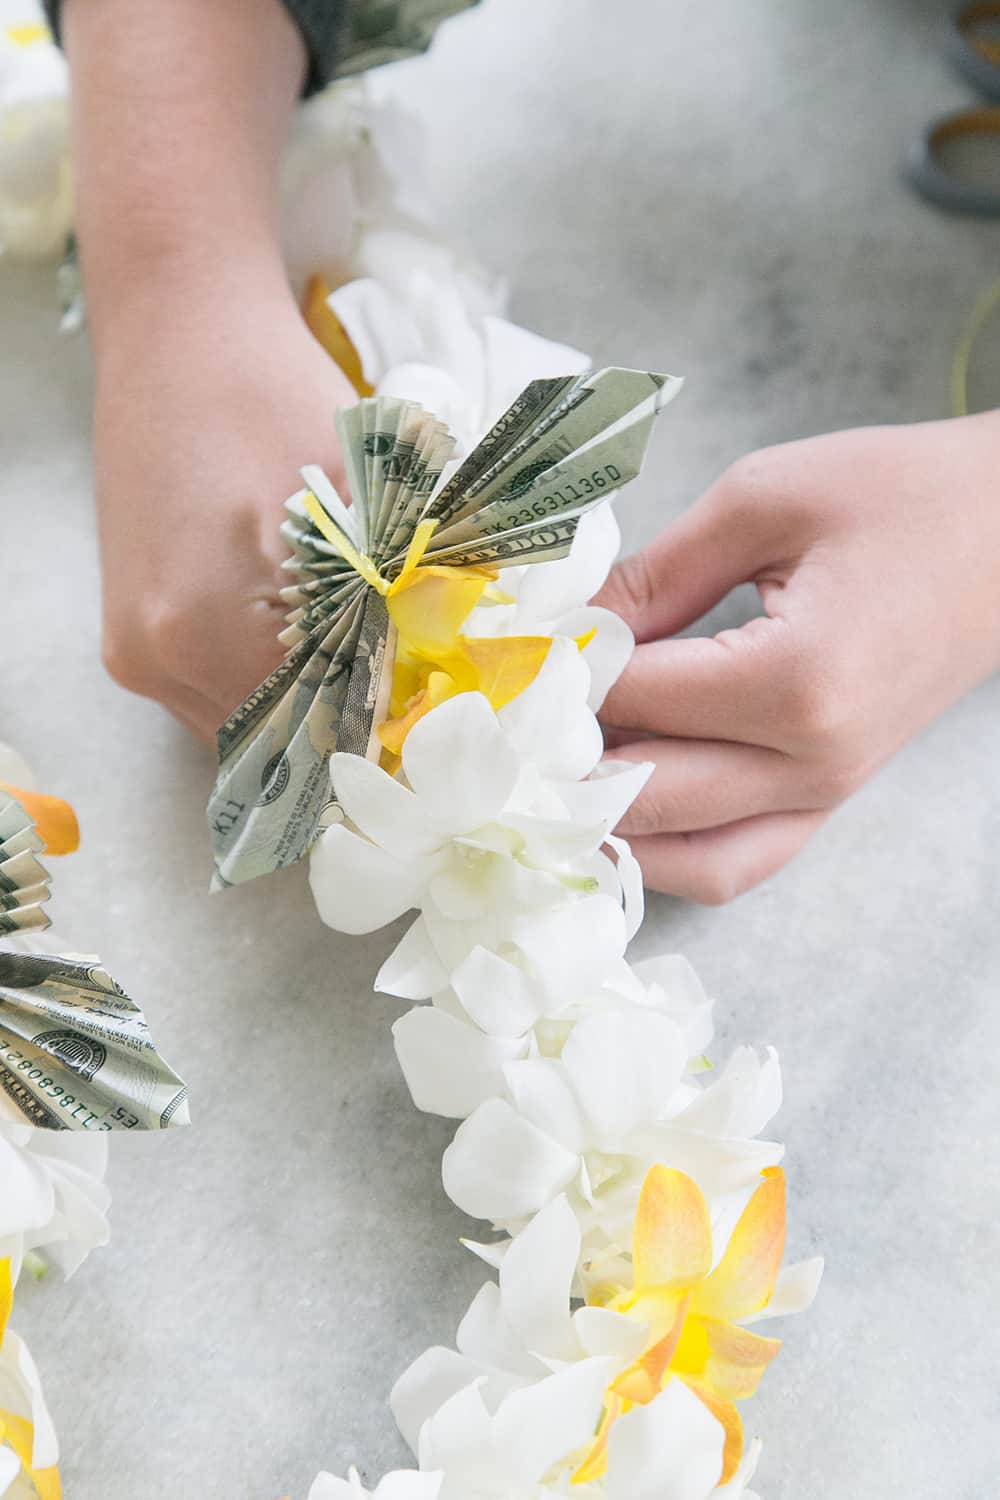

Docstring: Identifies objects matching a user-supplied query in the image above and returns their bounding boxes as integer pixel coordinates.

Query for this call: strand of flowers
[0,741,110,1498]
[297,506,824,1499]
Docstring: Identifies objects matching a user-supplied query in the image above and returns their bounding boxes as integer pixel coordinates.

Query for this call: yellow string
[952,276,1000,416]
[302,493,439,596]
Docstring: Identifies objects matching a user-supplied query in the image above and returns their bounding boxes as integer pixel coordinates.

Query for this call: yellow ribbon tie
[302,493,441,599]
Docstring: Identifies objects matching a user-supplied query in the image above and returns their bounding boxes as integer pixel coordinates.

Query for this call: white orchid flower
[328,270,588,461]
[281,80,453,294]
[465,504,633,713]
[392,952,715,1124]
[441,1007,783,1244]
[415,1361,617,1499]
[0,1122,110,1281]
[311,687,646,981]
[394,1189,819,1487]
[0,20,71,259]
[0,1260,59,1496]
[387,1371,725,1500]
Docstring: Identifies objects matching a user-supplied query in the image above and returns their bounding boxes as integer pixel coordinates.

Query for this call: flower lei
[299,499,823,1500]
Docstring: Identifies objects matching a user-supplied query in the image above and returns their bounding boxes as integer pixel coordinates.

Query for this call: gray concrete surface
[3,1,999,1496]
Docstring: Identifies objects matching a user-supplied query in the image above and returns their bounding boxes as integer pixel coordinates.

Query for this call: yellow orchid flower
[0,784,79,855]
[575,1165,788,1488]
[300,491,556,762]
[379,565,553,759]
[0,1259,61,1500]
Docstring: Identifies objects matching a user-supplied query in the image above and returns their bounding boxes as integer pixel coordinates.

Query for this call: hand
[94,286,356,742]
[595,413,1000,902]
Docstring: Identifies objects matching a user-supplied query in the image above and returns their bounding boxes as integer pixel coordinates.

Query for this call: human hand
[94,286,356,743]
[595,413,1000,901]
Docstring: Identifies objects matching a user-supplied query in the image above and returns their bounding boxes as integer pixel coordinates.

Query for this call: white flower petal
[513,503,621,626]
[498,639,602,780]
[680,1047,782,1138]
[456,1282,541,1381]
[375,917,451,1000]
[391,1345,483,1455]
[442,1099,578,1223]
[512,894,628,1001]
[555,759,654,832]
[571,1305,649,1365]
[605,832,645,940]
[743,1257,824,1324]
[562,1010,688,1145]
[481,315,589,436]
[558,605,634,710]
[0,1139,55,1240]
[499,1196,580,1360]
[310,826,426,934]
[416,1380,495,1483]
[494,1358,619,1488]
[606,1380,725,1500]
[330,754,440,857]
[451,947,545,1039]
[403,694,519,837]
[633,955,715,1056]
[392,1007,526,1119]
[502,1059,585,1153]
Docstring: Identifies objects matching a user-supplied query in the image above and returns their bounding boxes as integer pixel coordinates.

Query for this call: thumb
[593,459,796,643]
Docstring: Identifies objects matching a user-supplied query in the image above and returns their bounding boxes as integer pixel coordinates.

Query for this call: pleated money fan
[207,367,681,888]
[0,789,190,1132]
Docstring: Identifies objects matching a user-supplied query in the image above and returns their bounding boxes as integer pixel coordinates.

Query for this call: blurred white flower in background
[0,13,71,260]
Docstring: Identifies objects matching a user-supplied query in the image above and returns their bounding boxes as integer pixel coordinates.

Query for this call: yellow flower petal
[0,1259,11,1345]
[0,1408,33,1469]
[677,1316,782,1401]
[31,1466,62,1500]
[302,274,374,396]
[458,634,552,713]
[571,1392,624,1486]
[387,569,491,656]
[692,1167,786,1323]
[610,1294,689,1406]
[379,670,457,756]
[680,1378,744,1486]
[0,785,79,855]
[633,1166,714,1293]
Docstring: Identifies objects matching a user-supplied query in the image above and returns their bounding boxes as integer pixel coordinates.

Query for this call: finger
[600,612,804,746]
[628,809,827,904]
[605,738,806,836]
[593,461,804,642]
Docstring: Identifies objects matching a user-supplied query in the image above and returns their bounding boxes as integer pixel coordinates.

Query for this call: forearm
[62,0,307,361]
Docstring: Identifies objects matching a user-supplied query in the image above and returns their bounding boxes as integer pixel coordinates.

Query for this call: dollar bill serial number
[0,1036,138,1129]
[484,465,623,533]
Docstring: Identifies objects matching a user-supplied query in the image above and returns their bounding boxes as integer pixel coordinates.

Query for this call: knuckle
[101,635,156,695]
[602,548,656,624]
[803,752,866,806]
[688,863,746,906]
[102,598,193,696]
[781,655,852,747]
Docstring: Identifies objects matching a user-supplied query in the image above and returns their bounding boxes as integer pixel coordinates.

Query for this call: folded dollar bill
[207,366,681,890]
[0,950,190,1133]
[0,794,189,1132]
[335,0,482,78]
[0,791,53,938]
